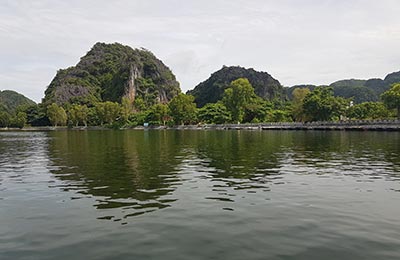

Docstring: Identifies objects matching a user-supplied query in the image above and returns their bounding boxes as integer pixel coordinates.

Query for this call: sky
[1,0,400,102]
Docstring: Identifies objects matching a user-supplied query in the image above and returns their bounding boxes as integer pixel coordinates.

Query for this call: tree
[198,102,230,124]
[291,88,311,122]
[346,102,392,120]
[146,103,170,125]
[302,87,348,121]
[168,93,197,125]
[20,104,50,126]
[266,110,292,122]
[95,102,121,125]
[68,104,89,126]
[222,78,256,123]
[120,97,133,124]
[243,99,271,123]
[381,83,400,119]
[47,103,67,126]
[0,112,11,127]
[11,112,27,129]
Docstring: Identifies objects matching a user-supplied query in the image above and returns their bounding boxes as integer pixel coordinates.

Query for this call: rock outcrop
[43,42,181,106]
[187,66,284,107]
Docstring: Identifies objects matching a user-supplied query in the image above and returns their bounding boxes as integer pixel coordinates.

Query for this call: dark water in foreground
[0,130,399,260]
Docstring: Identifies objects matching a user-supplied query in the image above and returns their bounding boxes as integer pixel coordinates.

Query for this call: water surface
[0,130,399,259]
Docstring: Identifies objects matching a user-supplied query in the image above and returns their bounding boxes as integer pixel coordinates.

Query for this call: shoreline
[1,120,399,132]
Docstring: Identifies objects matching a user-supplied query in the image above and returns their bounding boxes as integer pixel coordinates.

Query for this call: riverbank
[1,120,399,132]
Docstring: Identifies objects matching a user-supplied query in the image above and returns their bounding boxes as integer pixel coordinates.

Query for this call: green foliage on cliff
[43,42,180,106]
[188,66,284,107]
[381,83,400,119]
[287,71,400,104]
[0,90,36,114]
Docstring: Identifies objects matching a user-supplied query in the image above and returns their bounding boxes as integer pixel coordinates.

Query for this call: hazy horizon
[1,0,399,102]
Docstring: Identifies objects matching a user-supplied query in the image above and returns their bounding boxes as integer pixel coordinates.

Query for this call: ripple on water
[1,131,400,259]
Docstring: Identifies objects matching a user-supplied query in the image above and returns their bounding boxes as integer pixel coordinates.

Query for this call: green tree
[120,97,133,124]
[133,97,146,112]
[146,103,169,125]
[381,83,400,119]
[222,78,256,123]
[347,102,392,120]
[11,112,27,129]
[47,103,67,126]
[95,102,121,125]
[266,110,292,122]
[0,112,11,127]
[291,88,311,122]
[198,102,231,124]
[168,93,197,125]
[243,99,271,123]
[68,104,89,126]
[302,87,348,121]
[21,104,50,126]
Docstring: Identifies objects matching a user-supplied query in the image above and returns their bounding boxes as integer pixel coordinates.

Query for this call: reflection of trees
[47,130,182,218]
[194,131,284,176]
[188,131,290,192]
[281,131,400,178]
[189,130,400,184]
[0,132,49,186]
[47,130,400,220]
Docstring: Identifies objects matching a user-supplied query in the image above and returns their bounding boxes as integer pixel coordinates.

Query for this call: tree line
[1,79,399,128]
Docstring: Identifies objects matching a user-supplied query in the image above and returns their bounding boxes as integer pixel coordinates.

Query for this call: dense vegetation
[187,66,284,107]
[0,90,35,113]
[286,71,400,103]
[4,79,396,129]
[43,42,180,106]
[1,42,400,129]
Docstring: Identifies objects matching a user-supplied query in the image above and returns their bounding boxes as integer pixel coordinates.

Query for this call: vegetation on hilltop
[1,41,400,128]
[0,90,36,113]
[287,70,400,103]
[43,42,180,106]
[187,66,284,107]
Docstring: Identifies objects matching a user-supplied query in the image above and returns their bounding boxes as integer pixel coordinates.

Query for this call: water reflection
[2,130,400,259]
[0,132,51,189]
[47,130,183,220]
[44,130,400,221]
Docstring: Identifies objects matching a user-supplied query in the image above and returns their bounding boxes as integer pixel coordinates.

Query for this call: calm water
[0,130,400,260]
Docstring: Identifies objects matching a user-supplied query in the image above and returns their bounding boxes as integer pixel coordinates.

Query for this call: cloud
[1,0,400,102]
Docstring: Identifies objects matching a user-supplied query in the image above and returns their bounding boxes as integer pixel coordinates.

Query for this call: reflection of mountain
[281,131,400,177]
[191,131,400,183]
[195,131,284,177]
[46,130,400,221]
[47,130,183,220]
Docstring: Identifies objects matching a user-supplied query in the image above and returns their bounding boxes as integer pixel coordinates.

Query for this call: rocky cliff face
[187,66,284,107]
[43,42,181,106]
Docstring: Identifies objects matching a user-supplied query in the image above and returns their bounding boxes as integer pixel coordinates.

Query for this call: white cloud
[1,0,399,102]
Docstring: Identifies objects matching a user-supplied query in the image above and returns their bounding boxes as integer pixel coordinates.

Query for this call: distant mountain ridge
[43,42,181,106]
[286,70,400,103]
[0,90,36,113]
[187,66,284,107]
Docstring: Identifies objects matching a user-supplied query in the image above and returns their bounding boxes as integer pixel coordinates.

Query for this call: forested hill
[187,66,284,107]
[286,70,400,103]
[0,90,36,113]
[43,42,181,106]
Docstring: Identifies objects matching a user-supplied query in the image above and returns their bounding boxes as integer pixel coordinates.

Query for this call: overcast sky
[1,0,399,102]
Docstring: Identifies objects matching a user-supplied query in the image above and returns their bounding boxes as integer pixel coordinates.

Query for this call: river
[0,130,399,259]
